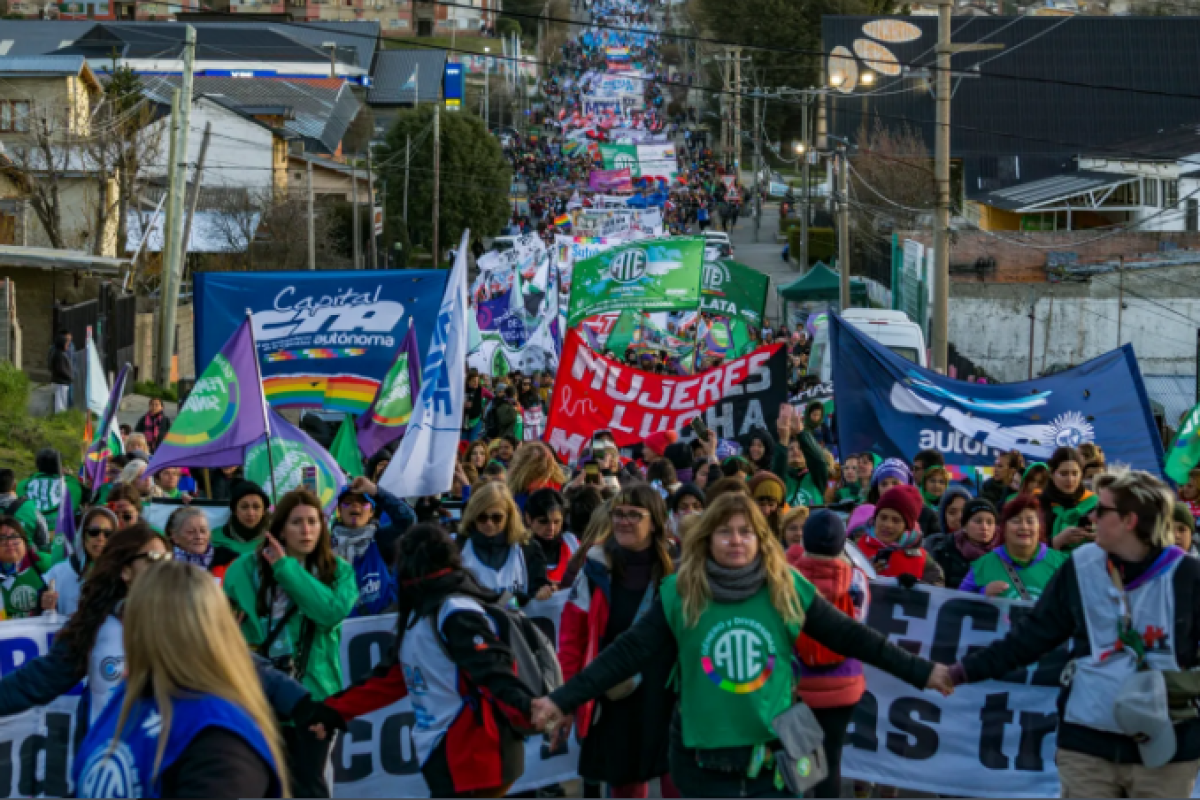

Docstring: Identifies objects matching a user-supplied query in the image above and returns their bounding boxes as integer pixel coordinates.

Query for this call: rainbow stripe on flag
[263,374,380,414]
[554,213,571,227]
[265,348,367,362]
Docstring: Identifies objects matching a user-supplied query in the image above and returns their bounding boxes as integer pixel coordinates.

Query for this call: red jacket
[558,546,613,739]
[855,532,945,586]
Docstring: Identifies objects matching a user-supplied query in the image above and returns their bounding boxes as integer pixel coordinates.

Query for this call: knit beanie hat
[643,430,679,457]
[669,483,706,514]
[960,498,998,530]
[229,479,271,511]
[803,509,847,557]
[1173,501,1195,532]
[748,472,785,503]
[871,458,913,492]
[875,484,924,531]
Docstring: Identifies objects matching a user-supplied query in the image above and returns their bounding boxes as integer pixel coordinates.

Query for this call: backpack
[483,400,502,440]
[429,596,563,734]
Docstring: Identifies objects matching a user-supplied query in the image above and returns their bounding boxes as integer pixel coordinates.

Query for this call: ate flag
[544,328,784,463]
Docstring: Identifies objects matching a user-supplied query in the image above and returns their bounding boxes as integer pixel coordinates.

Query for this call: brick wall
[899,231,1200,283]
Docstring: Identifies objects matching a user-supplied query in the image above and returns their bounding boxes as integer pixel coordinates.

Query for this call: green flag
[330,414,363,478]
[604,309,642,355]
[567,237,705,325]
[729,317,754,357]
[1166,402,1200,484]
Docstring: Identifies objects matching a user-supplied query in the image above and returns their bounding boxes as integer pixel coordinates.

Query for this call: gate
[52,283,138,410]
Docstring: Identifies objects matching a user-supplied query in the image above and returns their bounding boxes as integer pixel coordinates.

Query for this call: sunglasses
[84,526,113,539]
[478,512,507,525]
[1094,503,1123,518]
[129,550,172,565]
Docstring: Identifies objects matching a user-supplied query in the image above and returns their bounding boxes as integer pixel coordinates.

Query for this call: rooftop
[368,49,446,105]
[971,170,1135,211]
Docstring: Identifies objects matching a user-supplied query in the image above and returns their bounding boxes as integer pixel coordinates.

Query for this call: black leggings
[811,705,856,799]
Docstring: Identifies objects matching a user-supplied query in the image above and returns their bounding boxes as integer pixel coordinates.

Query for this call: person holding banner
[458,482,552,605]
[959,496,1066,600]
[947,466,1200,798]
[224,489,358,799]
[74,560,287,798]
[320,523,539,799]
[558,483,678,799]
[0,517,50,619]
[533,493,953,798]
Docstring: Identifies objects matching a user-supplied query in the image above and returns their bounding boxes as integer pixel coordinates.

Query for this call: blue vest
[73,685,281,798]
[351,540,398,618]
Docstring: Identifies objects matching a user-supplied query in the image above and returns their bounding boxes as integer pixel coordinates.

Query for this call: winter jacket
[48,345,72,386]
[925,533,981,590]
[959,543,1067,598]
[956,546,1200,765]
[855,529,945,587]
[134,411,172,453]
[324,570,534,796]
[17,465,83,532]
[223,553,358,700]
[770,428,828,507]
[331,486,417,571]
[787,548,870,708]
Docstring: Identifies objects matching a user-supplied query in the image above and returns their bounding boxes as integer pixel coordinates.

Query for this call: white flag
[85,336,108,417]
[378,232,469,499]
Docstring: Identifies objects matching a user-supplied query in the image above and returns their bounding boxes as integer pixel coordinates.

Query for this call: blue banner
[194,270,448,413]
[829,313,1164,475]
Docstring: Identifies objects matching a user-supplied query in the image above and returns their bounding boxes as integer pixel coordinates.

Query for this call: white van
[811,309,927,383]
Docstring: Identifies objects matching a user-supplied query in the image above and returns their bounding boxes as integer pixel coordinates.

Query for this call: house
[0,56,121,256]
[287,152,371,201]
[821,16,1200,195]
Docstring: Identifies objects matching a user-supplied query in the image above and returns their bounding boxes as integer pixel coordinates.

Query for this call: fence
[51,283,138,408]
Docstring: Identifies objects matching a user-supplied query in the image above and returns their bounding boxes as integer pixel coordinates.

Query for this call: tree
[375,106,512,260]
[207,187,344,272]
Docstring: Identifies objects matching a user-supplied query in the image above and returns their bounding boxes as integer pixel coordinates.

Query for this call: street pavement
[721,202,800,324]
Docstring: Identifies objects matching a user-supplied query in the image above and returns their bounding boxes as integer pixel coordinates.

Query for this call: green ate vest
[660,572,816,750]
[16,474,82,529]
[211,525,261,557]
[784,471,823,508]
[0,567,45,620]
[970,546,1068,600]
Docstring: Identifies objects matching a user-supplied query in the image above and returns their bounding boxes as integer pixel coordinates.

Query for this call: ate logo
[701,619,778,693]
[608,249,648,283]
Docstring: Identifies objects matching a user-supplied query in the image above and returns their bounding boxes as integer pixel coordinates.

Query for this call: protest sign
[544,329,783,462]
[567,237,704,325]
[194,270,447,413]
[830,313,1165,473]
[701,260,770,327]
[588,168,634,192]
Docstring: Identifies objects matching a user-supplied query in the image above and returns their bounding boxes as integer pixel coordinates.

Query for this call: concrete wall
[134,303,195,384]
[949,264,1200,382]
[0,267,100,380]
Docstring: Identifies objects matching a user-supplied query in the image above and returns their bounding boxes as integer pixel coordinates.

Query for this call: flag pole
[245,309,278,505]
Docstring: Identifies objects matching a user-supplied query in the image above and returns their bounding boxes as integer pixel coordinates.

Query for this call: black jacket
[924,533,975,590]
[959,548,1200,764]
[49,348,72,385]
[980,478,1009,509]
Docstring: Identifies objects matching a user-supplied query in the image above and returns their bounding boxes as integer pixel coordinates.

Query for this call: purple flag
[356,325,422,458]
[476,296,510,331]
[589,168,633,192]
[84,363,130,489]
[147,318,270,474]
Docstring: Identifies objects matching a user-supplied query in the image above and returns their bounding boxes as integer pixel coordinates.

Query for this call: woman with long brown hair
[224,489,358,798]
[506,441,565,510]
[74,561,288,798]
[458,482,550,604]
[534,493,952,798]
[558,483,678,798]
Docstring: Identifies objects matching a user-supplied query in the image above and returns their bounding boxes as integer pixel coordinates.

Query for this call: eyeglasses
[612,509,648,523]
[129,550,172,565]
[84,526,113,539]
[478,512,507,525]
[0,535,21,544]
[1094,503,1123,518]
[715,529,757,543]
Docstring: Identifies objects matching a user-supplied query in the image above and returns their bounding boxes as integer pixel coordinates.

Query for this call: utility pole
[836,144,850,311]
[752,91,761,243]
[1116,256,1125,346]
[799,93,811,272]
[179,122,211,274]
[931,1,1003,371]
[367,146,378,270]
[157,25,195,389]
[307,159,316,270]
[352,154,361,269]
[432,103,441,265]
[403,133,410,223]
[720,50,730,166]
[732,46,742,172]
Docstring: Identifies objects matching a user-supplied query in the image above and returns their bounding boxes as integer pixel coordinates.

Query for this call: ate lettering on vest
[399,597,498,766]
[1064,544,1184,735]
[74,685,280,798]
[0,567,44,620]
[461,540,528,595]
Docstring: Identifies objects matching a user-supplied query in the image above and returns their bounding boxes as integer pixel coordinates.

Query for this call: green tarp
[777,262,869,305]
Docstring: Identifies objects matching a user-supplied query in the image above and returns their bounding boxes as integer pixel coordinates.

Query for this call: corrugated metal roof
[368,49,446,105]
[974,170,1134,211]
[1144,375,1196,430]
[822,16,1200,190]
[0,54,88,75]
[265,21,379,71]
[0,21,93,58]
[148,75,361,155]
[58,23,357,66]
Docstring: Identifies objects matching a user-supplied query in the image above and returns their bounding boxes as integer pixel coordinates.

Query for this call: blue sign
[194,270,448,413]
[444,63,463,106]
[829,313,1164,475]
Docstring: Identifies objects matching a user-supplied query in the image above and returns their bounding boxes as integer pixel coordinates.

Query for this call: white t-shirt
[86,616,125,723]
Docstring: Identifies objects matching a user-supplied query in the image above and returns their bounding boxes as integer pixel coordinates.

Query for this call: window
[1143,178,1159,207]
[11,101,29,133]
[1164,179,1179,208]
[1,103,12,132]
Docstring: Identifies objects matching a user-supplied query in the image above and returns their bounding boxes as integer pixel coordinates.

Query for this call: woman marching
[524,488,577,590]
[532,493,953,798]
[41,507,118,615]
[211,481,272,562]
[1038,447,1098,551]
[74,561,288,798]
[457,482,551,604]
[558,483,678,798]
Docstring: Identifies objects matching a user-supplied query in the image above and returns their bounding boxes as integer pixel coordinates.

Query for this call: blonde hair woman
[506,441,565,509]
[532,493,951,798]
[73,561,287,798]
[459,482,551,604]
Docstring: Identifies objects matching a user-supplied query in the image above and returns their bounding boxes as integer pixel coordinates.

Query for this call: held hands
[926,663,955,697]
[530,696,564,734]
[262,533,287,566]
[535,585,555,602]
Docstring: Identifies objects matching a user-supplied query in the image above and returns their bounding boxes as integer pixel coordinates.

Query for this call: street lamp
[484,46,491,131]
[794,141,806,154]
[860,71,876,86]
[829,73,845,87]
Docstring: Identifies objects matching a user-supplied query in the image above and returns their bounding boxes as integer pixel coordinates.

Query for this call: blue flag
[829,313,1164,474]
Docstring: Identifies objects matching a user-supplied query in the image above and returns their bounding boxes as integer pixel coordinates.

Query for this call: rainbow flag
[554,213,571,227]
[262,374,379,414]
[265,348,367,362]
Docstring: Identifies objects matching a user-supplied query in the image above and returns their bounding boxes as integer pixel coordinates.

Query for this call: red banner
[544,328,783,462]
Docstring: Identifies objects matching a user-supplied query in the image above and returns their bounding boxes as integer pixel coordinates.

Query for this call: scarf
[921,489,943,510]
[332,524,377,564]
[174,545,214,569]
[705,556,765,603]
[1040,484,1098,538]
[953,529,992,562]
